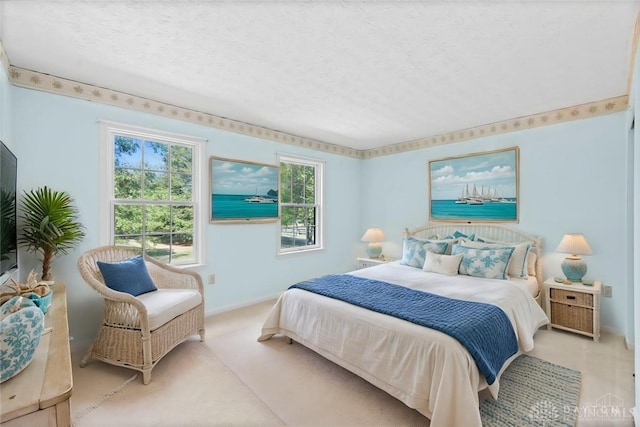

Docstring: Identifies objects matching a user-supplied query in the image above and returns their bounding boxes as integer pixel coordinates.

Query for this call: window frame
[99,120,207,267]
[277,153,324,255]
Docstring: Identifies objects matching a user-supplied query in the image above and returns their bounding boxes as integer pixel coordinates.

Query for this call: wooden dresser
[1,283,73,426]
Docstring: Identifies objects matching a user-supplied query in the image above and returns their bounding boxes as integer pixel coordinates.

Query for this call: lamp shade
[361,228,385,243]
[555,234,592,256]
[361,228,385,259]
[555,234,592,282]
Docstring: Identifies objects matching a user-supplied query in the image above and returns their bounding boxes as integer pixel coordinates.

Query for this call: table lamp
[555,233,592,282]
[361,228,385,259]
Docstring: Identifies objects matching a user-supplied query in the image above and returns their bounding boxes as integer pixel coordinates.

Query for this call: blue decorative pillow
[449,231,475,241]
[97,255,157,296]
[444,232,475,240]
[462,239,532,279]
[451,244,515,280]
[401,237,448,268]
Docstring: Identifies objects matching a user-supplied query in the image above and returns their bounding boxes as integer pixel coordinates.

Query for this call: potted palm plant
[18,186,86,282]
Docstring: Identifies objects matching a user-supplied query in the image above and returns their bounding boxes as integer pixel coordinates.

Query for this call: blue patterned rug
[480,355,581,426]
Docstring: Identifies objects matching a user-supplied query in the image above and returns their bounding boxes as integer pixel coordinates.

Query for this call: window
[278,154,323,254]
[99,122,206,266]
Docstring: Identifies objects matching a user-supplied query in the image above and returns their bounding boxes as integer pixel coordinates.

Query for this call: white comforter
[258,262,549,426]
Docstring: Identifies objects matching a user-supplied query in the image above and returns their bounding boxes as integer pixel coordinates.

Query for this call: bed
[258,222,549,426]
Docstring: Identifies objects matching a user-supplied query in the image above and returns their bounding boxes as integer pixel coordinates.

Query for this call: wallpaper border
[0,40,629,160]
[361,95,628,159]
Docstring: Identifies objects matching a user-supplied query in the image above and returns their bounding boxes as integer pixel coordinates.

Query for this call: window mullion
[104,122,203,266]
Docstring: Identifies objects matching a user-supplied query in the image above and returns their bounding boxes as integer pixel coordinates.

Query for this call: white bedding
[258,261,549,426]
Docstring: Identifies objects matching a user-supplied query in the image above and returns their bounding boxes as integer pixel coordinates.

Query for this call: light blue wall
[361,113,630,335]
[7,78,634,345]
[631,35,640,419]
[11,87,362,346]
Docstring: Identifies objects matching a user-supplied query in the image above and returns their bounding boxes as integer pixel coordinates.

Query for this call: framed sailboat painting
[428,147,519,222]
[209,156,279,223]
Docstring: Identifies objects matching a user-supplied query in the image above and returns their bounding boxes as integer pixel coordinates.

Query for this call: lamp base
[561,256,587,282]
[366,243,382,259]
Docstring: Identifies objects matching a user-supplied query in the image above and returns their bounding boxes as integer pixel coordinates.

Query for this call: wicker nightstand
[543,278,601,342]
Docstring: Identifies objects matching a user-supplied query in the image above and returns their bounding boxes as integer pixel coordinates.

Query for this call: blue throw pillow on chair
[97,255,158,296]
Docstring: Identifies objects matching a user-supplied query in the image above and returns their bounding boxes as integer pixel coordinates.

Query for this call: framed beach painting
[428,147,519,222]
[209,157,279,223]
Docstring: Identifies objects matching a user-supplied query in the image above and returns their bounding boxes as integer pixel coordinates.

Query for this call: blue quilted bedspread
[289,274,518,384]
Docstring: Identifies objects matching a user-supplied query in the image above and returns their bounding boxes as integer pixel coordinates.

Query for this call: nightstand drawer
[550,288,593,307]
[550,302,594,334]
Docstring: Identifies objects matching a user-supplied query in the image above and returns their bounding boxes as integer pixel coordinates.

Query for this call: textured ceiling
[1,1,638,150]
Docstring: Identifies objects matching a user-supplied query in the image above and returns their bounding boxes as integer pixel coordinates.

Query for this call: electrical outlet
[603,285,612,298]
[208,274,216,285]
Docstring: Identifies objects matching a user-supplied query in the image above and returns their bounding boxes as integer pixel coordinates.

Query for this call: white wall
[360,113,631,336]
[11,86,362,347]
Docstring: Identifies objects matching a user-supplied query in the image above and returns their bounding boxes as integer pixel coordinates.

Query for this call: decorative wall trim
[0,39,630,160]
[361,95,629,159]
[4,62,361,160]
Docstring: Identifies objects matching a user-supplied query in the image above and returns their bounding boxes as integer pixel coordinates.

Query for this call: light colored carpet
[210,327,583,427]
[71,339,284,427]
[209,327,428,426]
[71,327,583,427]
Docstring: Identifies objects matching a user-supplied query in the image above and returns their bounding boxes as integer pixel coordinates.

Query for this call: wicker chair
[77,246,205,384]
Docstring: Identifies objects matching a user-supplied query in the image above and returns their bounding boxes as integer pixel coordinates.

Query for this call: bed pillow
[401,237,448,268]
[444,231,476,241]
[451,244,515,280]
[420,237,458,255]
[97,255,158,296]
[527,250,537,276]
[459,239,531,279]
[422,251,463,276]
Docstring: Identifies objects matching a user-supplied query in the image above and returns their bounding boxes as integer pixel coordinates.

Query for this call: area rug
[71,340,284,427]
[480,354,582,427]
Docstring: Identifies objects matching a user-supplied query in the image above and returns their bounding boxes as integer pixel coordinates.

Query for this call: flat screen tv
[0,140,17,285]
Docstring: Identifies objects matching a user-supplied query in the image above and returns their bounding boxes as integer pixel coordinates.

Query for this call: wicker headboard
[403,222,543,291]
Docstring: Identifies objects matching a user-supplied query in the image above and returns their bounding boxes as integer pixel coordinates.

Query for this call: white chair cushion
[136,289,202,331]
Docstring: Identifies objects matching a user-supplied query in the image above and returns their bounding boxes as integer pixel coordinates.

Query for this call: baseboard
[70,337,93,355]
[624,336,635,350]
[599,326,635,350]
[205,293,281,318]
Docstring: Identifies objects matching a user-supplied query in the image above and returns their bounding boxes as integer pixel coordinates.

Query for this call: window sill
[278,246,324,257]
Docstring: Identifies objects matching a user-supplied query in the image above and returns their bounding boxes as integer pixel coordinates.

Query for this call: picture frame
[209,156,279,223]
[428,146,519,222]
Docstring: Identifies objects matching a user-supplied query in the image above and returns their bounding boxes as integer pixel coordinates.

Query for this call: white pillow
[526,250,537,276]
[459,239,531,279]
[422,251,463,276]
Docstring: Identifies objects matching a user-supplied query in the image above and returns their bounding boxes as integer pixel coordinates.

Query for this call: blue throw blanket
[289,274,518,384]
